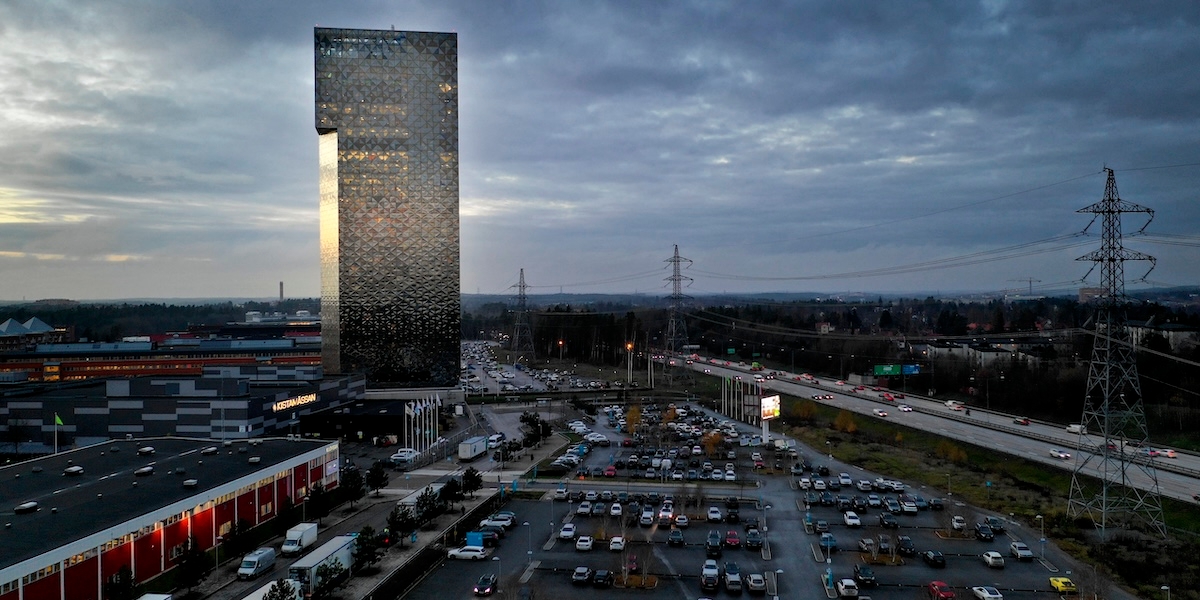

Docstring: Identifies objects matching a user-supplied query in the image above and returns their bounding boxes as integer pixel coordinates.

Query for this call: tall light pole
[1035,514,1045,560]
[493,555,502,583]
[774,568,784,600]
[1162,585,1171,600]
[627,342,634,385]
[946,473,952,497]
[558,339,564,361]
[524,521,532,564]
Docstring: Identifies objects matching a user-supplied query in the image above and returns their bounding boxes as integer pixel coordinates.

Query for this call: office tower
[315,28,459,387]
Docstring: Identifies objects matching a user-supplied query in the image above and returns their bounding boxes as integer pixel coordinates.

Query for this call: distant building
[1078,287,1105,303]
[1128,319,1199,352]
[815,322,834,334]
[315,28,460,388]
[0,317,70,352]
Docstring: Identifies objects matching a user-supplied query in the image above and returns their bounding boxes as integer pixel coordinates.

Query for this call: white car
[609,536,626,551]
[839,473,853,486]
[1050,448,1072,459]
[843,511,862,527]
[813,479,827,491]
[972,586,1004,600]
[725,470,736,481]
[983,551,1005,568]
[448,545,488,560]
[952,515,967,531]
[610,503,623,517]
[577,501,592,515]
[836,578,859,598]
[585,491,599,501]
[575,535,594,551]
[898,404,913,412]
[675,514,690,528]
[707,507,724,522]
[558,523,577,540]
[872,408,888,417]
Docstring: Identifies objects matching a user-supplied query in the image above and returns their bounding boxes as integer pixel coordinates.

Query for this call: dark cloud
[0,0,1197,299]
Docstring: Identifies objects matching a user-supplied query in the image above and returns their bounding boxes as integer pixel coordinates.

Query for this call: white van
[1066,424,1087,435]
[237,547,276,580]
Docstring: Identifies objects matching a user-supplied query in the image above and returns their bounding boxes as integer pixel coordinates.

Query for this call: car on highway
[571,566,593,585]
[899,404,913,412]
[1013,416,1031,425]
[473,573,498,596]
[872,408,889,417]
[1050,448,1072,459]
[448,546,489,560]
[575,536,593,551]
[1049,577,1077,593]
[982,551,1005,568]
[922,550,947,568]
[971,586,1004,600]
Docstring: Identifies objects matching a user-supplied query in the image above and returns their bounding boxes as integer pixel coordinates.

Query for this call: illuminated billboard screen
[761,395,781,421]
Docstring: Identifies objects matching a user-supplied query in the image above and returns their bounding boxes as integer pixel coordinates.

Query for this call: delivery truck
[280,522,319,556]
[242,578,303,600]
[288,534,357,597]
[459,436,488,461]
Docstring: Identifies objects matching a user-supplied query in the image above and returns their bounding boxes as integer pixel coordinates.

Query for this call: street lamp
[774,568,784,600]
[493,555,502,581]
[826,440,832,458]
[1162,585,1171,600]
[946,473,952,497]
[627,342,634,385]
[524,521,532,564]
[1035,514,1045,559]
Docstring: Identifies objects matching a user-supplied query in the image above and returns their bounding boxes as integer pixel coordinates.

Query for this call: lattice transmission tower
[511,268,535,355]
[664,244,692,355]
[1067,168,1165,539]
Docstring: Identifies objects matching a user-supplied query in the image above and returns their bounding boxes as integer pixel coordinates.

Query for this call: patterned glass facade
[315,28,459,388]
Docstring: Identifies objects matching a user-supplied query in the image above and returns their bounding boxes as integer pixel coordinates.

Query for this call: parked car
[928,580,956,599]
[1049,577,1077,594]
[592,570,614,588]
[558,523,576,540]
[878,513,899,528]
[1010,541,1034,561]
[971,586,1004,600]
[983,551,1005,568]
[608,536,625,551]
[853,563,877,587]
[571,566,593,585]
[843,511,862,527]
[668,529,686,546]
[896,535,916,556]
[952,515,967,531]
[745,528,763,549]
[836,578,860,598]
[707,507,724,522]
[746,572,767,595]
[974,523,995,541]
[575,536,594,551]
[449,546,489,560]
[724,530,742,548]
[819,532,838,553]
[922,550,947,568]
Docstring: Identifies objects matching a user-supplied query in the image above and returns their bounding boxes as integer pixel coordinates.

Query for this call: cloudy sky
[1,1,1198,301]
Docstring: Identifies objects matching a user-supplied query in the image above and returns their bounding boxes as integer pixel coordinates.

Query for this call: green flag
[54,413,64,426]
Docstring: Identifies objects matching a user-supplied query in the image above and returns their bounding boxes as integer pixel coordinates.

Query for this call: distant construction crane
[511,269,534,355]
[1008,277,1041,295]
[1067,168,1165,540]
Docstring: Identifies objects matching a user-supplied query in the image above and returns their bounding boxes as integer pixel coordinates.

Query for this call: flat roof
[0,437,331,573]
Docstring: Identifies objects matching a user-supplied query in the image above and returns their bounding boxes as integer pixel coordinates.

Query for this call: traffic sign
[874,364,902,376]
[902,364,921,375]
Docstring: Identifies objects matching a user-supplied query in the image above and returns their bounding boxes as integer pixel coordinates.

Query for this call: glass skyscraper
[315,28,459,388]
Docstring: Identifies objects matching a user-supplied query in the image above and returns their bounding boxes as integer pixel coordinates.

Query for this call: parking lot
[424,379,1120,600]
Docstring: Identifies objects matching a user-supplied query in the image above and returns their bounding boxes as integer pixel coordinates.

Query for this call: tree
[365,460,389,496]
[353,525,381,569]
[225,518,253,557]
[387,505,418,547]
[342,468,366,507]
[439,478,464,505]
[307,483,329,522]
[314,557,346,597]
[263,579,299,600]
[173,536,210,593]
[833,410,858,434]
[462,467,483,497]
[415,485,441,522]
[103,565,134,600]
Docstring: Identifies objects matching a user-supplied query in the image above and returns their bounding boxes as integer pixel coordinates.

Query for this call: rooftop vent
[183,479,198,488]
[201,447,218,456]
[134,466,154,477]
[110,446,119,452]
[248,456,261,464]
[137,446,155,456]
[14,501,38,514]
[63,466,84,476]
[223,440,233,447]
[238,447,247,454]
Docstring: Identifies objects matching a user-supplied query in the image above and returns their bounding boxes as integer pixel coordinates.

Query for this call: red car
[928,580,956,599]
[622,438,634,447]
[724,531,741,548]
[872,386,883,391]
[1013,417,1031,426]
[604,466,617,477]
[882,393,894,402]
[895,393,906,399]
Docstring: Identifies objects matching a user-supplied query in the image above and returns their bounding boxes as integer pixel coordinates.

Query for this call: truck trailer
[288,534,357,596]
[459,436,488,461]
[242,578,303,600]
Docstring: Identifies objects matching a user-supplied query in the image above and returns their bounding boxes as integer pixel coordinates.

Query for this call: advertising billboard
[761,395,781,421]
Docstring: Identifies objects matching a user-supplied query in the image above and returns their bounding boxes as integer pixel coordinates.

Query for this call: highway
[680,357,1200,504]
